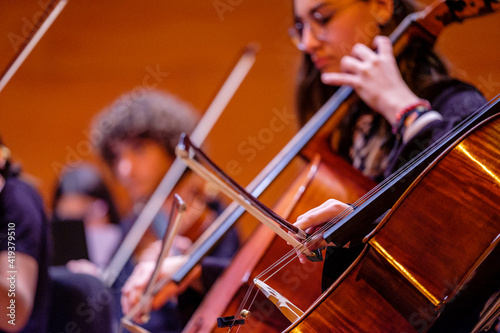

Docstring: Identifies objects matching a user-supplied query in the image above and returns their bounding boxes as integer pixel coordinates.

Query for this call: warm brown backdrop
[1,0,499,219]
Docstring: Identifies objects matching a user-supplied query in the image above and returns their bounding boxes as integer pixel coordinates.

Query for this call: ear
[369,0,393,26]
[0,145,10,170]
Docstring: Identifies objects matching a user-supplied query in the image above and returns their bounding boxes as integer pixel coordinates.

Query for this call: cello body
[182,153,375,333]
[287,114,500,332]
[181,1,500,328]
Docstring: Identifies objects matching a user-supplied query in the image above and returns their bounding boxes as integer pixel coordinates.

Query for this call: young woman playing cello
[179,1,493,331]
[290,0,486,284]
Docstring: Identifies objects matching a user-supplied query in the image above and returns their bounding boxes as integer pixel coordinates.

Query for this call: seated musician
[87,90,239,332]
[0,137,51,332]
[289,0,486,284]
[284,1,500,331]
[52,163,122,270]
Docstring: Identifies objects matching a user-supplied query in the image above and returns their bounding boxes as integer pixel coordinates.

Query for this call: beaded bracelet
[392,99,431,136]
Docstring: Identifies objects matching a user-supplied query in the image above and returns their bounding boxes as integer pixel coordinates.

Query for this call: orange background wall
[1,0,499,217]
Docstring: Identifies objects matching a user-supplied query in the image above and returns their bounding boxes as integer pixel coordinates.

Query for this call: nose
[116,155,133,180]
[301,24,322,54]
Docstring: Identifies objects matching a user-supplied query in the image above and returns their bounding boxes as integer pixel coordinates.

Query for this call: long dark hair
[295,0,449,126]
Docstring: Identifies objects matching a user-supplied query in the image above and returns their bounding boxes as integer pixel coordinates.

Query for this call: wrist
[384,93,421,125]
[392,99,432,137]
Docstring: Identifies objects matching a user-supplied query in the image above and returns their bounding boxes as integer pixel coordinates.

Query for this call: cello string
[254,248,298,281]
[240,104,489,315]
[230,253,300,327]
[269,101,495,264]
[252,208,355,277]
[257,251,298,282]
[232,281,260,330]
[301,98,496,241]
[223,100,488,330]
[235,281,256,319]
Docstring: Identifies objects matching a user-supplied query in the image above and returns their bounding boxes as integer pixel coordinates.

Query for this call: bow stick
[102,43,259,286]
[0,0,69,93]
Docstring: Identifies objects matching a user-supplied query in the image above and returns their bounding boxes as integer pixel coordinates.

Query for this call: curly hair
[91,90,199,166]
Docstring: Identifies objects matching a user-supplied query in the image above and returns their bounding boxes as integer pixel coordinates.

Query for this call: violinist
[88,90,239,332]
[290,0,486,283]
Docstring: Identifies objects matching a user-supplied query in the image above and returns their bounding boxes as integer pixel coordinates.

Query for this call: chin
[319,65,340,75]
[128,189,146,202]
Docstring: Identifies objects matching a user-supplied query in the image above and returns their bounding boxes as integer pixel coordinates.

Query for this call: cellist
[175,0,489,330]
[289,0,486,286]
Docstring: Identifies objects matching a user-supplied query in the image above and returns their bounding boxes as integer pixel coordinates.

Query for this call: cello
[178,137,374,333]
[286,94,500,333]
[179,92,500,333]
[178,0,500,331]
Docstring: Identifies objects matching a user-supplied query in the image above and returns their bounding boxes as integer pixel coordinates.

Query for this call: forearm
[0,252,37,331]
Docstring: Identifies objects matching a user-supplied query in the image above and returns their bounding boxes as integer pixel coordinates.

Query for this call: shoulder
[1,177,45,221]
[426,79,486,118]
[386,80,486,177]
[0,177,48,259]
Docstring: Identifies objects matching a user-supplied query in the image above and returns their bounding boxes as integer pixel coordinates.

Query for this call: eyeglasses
[289,0,362,51]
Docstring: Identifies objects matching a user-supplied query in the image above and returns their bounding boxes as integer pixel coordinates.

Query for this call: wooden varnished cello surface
[182,151,375,333]
[287,109,500,333]
[179,0,500,331]
[179,0,500,330]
